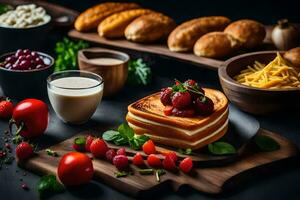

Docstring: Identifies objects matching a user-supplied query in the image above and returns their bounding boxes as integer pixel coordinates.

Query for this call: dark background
[50,0,300,24]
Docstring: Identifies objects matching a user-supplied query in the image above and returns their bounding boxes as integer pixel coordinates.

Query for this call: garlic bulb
[271,19,300,50]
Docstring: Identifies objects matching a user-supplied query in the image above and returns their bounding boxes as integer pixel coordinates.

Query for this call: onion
[271,19,300,50]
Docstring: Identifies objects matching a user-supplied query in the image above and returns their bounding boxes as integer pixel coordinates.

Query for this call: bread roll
[75,2,140,32]
[125,13,176,43]
[224,19,266,49]
[98,9,154,38]
[167,16,231,52]
[194,32,239,58]
[284,47,300,69]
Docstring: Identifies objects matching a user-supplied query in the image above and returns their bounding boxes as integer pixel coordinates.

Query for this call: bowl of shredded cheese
[219,51,300,115]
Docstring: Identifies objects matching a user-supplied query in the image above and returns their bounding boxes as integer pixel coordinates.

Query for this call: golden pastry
[124,13,176,43]
[74,2,140,32]
[98,9,154,38]
[194,32,239,58]
[224,19,266,49]
[167,16,231,52]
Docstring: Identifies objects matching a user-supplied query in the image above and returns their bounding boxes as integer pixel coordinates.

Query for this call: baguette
[98,9,154,38]
[125,13,176,43]
[75,2,140,32]
[168,16,231,52]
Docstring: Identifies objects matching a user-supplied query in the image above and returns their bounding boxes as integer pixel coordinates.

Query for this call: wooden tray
[20,129,298,196]
[68,26,274,70]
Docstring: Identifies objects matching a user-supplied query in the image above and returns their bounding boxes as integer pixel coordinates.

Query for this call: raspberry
[132,153,144,166]
[113,155,129,170]
[147,154,161,168]
[172,92,192,109]
[160,87,173,106]
[162,155,176,171]
[163,151,178,162]
[85,135,94,152]
[90,138,109,158]
[106,149,116,163]
[142,140,156,155]
[179,157,193,173]
[16,142,34,161]
[116,147,126,156]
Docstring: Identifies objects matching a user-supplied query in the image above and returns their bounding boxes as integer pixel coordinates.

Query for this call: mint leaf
[37,175,64,198]
[208,142,236,155]
[254,135,280,152]
[178,148,192,155]
[127,58,151,86]
[129,135,150,150]
[102,130,120,141]
[118,123,134,139]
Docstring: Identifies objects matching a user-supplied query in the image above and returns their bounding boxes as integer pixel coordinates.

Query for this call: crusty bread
[167,16,231,52]
[124,13,176,43]
[284,47,300,69]
[194,32,240,58]
[75,2,140,32]
[98,9,154,38]
[126,88,229,150]
[224,19,266,49]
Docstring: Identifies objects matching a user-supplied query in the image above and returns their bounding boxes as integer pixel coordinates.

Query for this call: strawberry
[16,142,34,161]
[172,92,192,109]
[116,147,126,156]
[179,157,193,173]
[163,151,178,162]
[194,96,214,115]
[162,155,176,171]
[132,153,144,166]
[160,87,173,106]
[147,154,161,168]
[106,149,116,163]
[142,140,156,155]
[172,107,195,117]
[0,99,14,119]
[163,106,173,116]
[113,155,128,170]
[85,135,94,152]
[90,138,109,158]
[72,137,86,152]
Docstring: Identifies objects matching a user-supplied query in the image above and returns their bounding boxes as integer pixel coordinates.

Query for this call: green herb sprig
[37,175,65,198]
[127,58,151,86]
[45,149,58,157]
[178,148,192,155]
[102,123,149,150]
[0,4,13,15]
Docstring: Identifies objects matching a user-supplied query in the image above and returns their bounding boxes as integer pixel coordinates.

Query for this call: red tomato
[11,99,48,138]
[57,152,94,186]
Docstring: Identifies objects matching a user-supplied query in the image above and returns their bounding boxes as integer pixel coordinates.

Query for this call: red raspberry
[116,148,126,156]
[179,157,193,173]
[106,149,116,163]
[16,142,34,161]
[172,107,195,117]
[142,140,156,155]
[132,153,144,166]
[90,138,109,158]
[85,135,94,152]
[147,154,161,168]
[194,96,214,115]
[163,151,178,162]
[172,92,192,109]
[162,155,176,171]
[160,87,173,106]
[163,105,173,116]
[113,155,129,170]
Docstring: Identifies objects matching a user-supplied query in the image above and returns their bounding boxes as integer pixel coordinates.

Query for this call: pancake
[126,88,229,150]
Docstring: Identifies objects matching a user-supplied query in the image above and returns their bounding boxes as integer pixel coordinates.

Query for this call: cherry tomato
[57,152,94,186]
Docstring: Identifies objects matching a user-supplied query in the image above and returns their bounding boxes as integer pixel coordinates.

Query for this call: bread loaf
[98,9,154,38]
[125,13,176,43]
[74,2,140,32]
[224,19,266,49]
[193,32,239,58]
[167,16,231,52]
[284,47,300,69]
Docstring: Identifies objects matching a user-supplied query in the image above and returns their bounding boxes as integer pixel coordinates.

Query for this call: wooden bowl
[78,48,129,96]
[218,51,300,115]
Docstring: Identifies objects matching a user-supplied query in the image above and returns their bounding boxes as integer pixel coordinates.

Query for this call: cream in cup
[47,70,104,124]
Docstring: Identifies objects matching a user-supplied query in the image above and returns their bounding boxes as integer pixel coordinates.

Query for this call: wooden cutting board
[20,129,298,197]
[68,26,275,70]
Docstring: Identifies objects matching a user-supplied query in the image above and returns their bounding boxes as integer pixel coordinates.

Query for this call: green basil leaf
[37,175,64,198]
[102,130,120,141]
[118,123,134,139]
[208,142,236,155]
[254,135,280,152]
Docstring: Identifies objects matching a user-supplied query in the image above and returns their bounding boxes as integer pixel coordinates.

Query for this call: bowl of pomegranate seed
[0,49,54,99]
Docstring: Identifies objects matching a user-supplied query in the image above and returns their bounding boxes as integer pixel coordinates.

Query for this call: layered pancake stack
[126,88,229,150]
